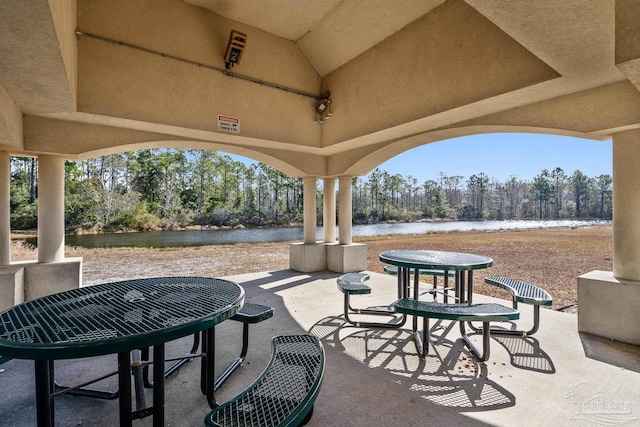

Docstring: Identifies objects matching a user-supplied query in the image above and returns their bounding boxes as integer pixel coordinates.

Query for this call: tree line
[353,167,611,223]
[9,149,612,232]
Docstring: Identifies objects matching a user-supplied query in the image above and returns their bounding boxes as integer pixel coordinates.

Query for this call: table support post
[458,271,466,303]
[443,272,449,303]
[118,352,133,427]
[412,268,420,332]
[200,331,207,395]
[153,345,165,427]
[403,267,410,297]
[35,360,53,427]
[202,327,218,408]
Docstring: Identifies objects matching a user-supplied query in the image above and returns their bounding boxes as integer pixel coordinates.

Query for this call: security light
[314,91,333,124]
[224,30,247,69]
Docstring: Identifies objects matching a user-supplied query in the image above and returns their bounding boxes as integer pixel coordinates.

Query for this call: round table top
[0,276,244,360]
[379,249,493,271]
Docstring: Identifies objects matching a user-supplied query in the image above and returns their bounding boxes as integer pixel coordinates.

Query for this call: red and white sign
[217,115,240,134]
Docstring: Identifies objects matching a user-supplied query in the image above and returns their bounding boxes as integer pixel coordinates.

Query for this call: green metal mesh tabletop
[380,250,493,271]
[0,276,244,360]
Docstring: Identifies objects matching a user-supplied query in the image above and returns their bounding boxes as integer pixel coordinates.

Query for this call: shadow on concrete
[2,270,639,426]
[310,314,516,414]
[579,332,640,373]
[493,335,556,374]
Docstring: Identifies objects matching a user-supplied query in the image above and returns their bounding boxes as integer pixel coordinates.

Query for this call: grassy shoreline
[10,224,613,313]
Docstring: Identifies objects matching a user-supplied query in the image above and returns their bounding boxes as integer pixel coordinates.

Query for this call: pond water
[44,219,609,249]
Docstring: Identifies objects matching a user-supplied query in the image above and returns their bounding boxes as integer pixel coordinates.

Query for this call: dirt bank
[11,225,613,312]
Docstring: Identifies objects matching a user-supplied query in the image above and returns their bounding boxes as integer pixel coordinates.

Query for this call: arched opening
[350,132,612,222]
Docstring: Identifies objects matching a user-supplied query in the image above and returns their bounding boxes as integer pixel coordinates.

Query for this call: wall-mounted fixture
[224,30,247,69]
[314,91,332,124]
[77,30,326,110]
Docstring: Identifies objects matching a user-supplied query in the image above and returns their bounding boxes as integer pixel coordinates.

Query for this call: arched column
[612,129,640,280]
[303,177,317,244]
[37,155,65,263]
[326,175,366,273]
[0,152,10,266]
[323,178,336,243]
[290,176,325,272]
[577,129,640,346]
[338,176,352,245]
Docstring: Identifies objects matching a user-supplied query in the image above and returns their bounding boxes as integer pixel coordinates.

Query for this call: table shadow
[491,335,555,374]
[309,315,516,412]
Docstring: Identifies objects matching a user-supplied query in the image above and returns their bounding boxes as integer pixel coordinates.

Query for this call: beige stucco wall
[0,265,24,311]
[22,115,328,177]
[49,0,77,108]
[4,0,632,182]
[612,129,640,280]
[0,85,22,148]
[0,259,83,309]
[615,0,640,65]
[578,270,640,346]
[0,0,75,115]
[76,0,322,149]
[3,0,637,184]
[320,0,558,147]
[449,81,640,138]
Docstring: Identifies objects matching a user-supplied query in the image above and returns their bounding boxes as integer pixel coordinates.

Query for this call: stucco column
[612,130,640,280]
[338,176,352,245]
[303,177,317,244]
[0,152,10,266]
[323,178,336,243]
[38,155,65,263]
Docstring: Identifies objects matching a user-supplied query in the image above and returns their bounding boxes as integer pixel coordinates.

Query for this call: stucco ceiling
[182,0,446,76]
[2,0,640,177]
[180,0,620,81]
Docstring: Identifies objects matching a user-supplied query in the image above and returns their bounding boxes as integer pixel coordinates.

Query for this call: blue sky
[378,133,612,182]
[229,133,613,183]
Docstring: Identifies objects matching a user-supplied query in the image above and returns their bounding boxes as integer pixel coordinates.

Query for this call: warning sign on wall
[217,115,240,134]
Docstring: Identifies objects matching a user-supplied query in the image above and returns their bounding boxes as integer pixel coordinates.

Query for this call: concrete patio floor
[0,270,639,426]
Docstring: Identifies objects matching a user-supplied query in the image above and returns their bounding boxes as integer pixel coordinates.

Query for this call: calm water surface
[51,219,609,249]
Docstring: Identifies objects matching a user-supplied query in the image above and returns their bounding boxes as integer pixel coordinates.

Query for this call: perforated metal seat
[484,277,553,336]
[337,273,405,329]
[205,334,325,427]
[394,299,519,361]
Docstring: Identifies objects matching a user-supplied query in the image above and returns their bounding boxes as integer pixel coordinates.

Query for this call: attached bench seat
[394,298,519,361]
[337,272,372,295]
[205,334,325,427]
[337,273,405,328]
[54,302,275,404]
[384,265,456,302]
[484,277,553,336]
[142,302,274,393]
[214,302,275,390]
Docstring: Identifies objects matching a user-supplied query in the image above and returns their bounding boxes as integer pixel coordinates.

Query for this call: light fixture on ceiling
[314,91,332,124]
[224,30,247,69]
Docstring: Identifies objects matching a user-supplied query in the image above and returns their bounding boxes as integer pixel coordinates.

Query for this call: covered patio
[1,0,640,424]
[2,0,639,345]
[1,270,638,426]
